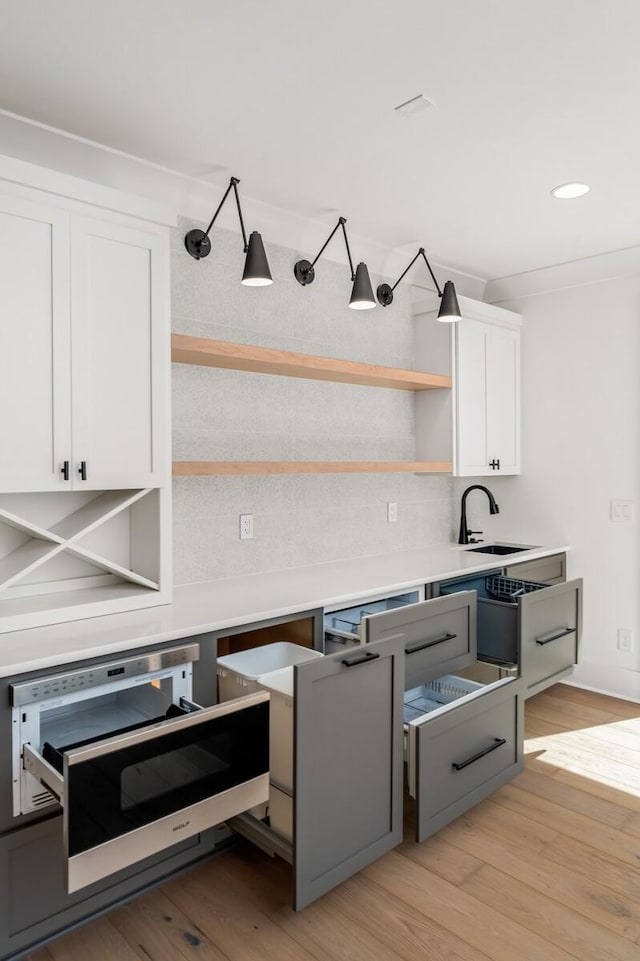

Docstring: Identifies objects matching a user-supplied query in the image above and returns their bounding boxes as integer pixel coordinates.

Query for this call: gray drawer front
[294,635,405,911]
[519,578,582,695]
[364,593,477,686]
[505,553,566,585]
[410,676,524,843]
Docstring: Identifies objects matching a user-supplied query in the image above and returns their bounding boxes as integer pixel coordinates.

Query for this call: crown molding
[486,244,640,304]
[0,108,486,298]
[0,152,177,226]
[413,293,521,326]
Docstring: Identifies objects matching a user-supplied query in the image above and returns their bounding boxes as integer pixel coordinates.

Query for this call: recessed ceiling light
[551,182,590,199]
[394,94,434,117]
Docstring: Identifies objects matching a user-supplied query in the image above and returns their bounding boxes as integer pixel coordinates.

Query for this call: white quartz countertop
[0,542,568,677]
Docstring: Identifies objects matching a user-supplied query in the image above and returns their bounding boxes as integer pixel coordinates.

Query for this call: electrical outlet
[611,499,634,522]
[617,628,633,652]
[239,513,254,540]
[387,501,398,523]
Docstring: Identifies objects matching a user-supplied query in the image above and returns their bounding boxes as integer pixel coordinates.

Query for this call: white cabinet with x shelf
[0,160,173,631]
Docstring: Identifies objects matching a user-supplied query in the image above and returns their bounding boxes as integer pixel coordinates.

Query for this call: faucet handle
[467,530,484,544]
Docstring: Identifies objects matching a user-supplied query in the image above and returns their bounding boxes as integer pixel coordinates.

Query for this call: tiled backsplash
[171,218,460,584]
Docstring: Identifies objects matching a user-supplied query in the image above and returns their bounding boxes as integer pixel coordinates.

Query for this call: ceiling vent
[394,94,434,117]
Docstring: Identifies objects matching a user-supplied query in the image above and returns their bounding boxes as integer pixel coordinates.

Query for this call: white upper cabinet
[71,216,167,489]
[0,188,169,493]
[0,165,174,631]
[415,296,521,477]
[0,195,72,492]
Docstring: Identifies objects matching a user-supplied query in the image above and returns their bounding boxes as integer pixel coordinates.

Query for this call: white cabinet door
[455,311,520,476]
[70,217,168,489]
[0,195,72,492]
[456,318,489,475]
[485,323,520,474]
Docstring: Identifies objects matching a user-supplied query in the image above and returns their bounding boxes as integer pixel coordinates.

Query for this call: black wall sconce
[294,217,376,309]
[376,247,461,321]
[184,176,273,286]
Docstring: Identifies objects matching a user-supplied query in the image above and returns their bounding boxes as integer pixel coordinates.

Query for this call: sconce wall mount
[294,217,376,310]
[376,247,461,322]
[184,176,273,286]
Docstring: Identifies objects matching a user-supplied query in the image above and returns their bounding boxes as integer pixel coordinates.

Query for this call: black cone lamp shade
[349,262,376,310]
[185,177,273,288]
[437,280,461,322]
[375,246,460,322]
[242,231,273,286]
[294,217,376,310]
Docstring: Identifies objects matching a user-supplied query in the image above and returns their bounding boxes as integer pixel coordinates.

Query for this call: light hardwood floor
[26,683,640,961]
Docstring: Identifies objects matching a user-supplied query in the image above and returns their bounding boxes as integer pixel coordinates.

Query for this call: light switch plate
[610,499,633,522]
[618,628,634,652]
[387,501,398,523]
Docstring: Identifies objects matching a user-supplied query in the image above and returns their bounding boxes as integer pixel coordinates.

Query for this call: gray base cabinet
[293,636,405,909]
[0,814,221,961]
[365,594,524,842]
[232,591,525,910]
[407,675,523,841]
[436,554,581,697]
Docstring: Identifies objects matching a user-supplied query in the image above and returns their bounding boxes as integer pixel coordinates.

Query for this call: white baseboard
[559,661,640,704]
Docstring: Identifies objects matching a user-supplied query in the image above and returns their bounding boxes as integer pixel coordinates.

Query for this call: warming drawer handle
[452,737,507,771]
[341,651,381,668]
[535,627,576,646]
[406,632,457,655]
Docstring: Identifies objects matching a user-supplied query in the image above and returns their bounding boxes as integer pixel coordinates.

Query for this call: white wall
[171,219,460,583]
[486,277,640,700]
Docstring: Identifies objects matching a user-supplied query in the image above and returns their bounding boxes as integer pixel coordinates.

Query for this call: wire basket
[485,575,547,603]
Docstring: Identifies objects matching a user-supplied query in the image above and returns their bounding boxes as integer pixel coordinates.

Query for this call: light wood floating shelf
[172,334,451,392]
[173,461,453,476]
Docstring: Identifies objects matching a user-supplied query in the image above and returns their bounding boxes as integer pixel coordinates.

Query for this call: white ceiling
[1,0,640,280]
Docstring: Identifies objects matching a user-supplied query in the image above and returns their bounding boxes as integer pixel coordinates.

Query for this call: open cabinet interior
[215,616,316,657]
[0,488,168,631]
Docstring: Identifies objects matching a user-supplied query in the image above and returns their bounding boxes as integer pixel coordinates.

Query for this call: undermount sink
[464,544,530,556]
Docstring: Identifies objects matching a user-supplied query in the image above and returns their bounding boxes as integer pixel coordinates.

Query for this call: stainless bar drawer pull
[406,632,457,655]
[341,651,381,668]
[452,737,507,771]
[535,627,576,646]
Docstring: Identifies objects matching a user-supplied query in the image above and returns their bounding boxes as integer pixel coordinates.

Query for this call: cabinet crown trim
[413,294,522,328]
[0,153,177,227]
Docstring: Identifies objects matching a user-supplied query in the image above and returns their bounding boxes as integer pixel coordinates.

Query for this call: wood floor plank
[163,854,320,961]
[363,848,577,961]
[326,873,494,961]
[23,950,55,961]
[550,760,640,812]
[108,887,231,961]
[523,734,640,796]
[511,767,635,831]
[460,861,640,961]
[553,684,640,720]
[214,846,413,961]
[526,691,621,727]
[492,782,640,868]
[45,918,140,961]
[526,713,640,764]
[438,805,640,942]
[401,826,640,960]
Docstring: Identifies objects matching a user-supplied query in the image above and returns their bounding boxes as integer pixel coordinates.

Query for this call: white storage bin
[269,784,293,841]
[217,642,322,702]
[257,666,296,792]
